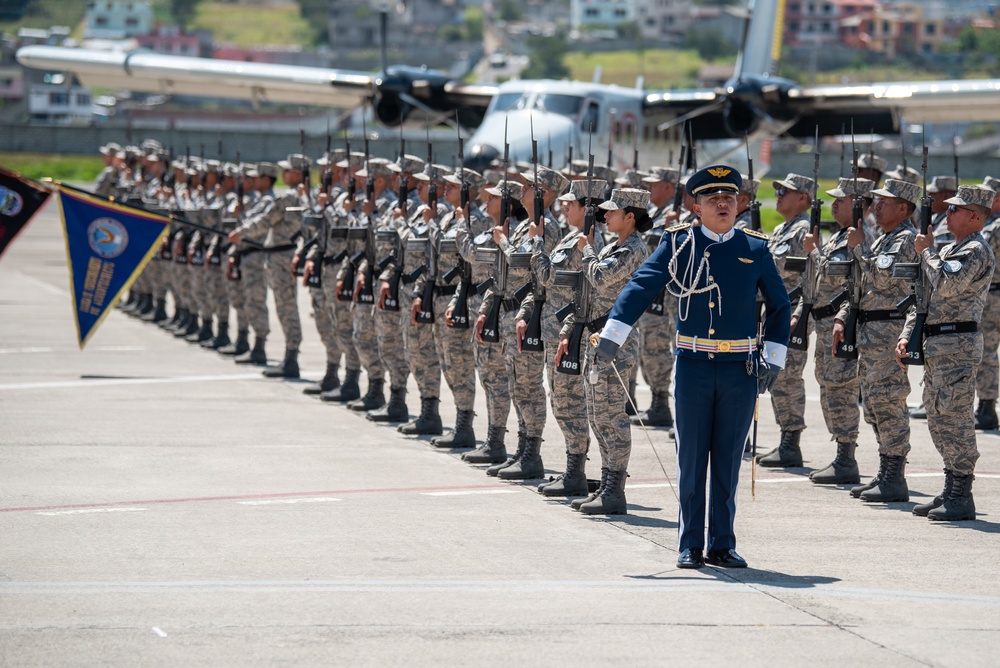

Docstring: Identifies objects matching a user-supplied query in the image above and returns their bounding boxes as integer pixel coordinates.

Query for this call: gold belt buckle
[717,340,731,353]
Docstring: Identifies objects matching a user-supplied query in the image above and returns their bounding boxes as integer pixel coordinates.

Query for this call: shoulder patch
[665,222,691,233]
[743,228,769,240]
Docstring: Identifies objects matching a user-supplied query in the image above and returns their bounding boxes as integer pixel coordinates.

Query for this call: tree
[170,0,199,28]
[522,32,570,80]
[498,0,522,22]
[682,26,737,61]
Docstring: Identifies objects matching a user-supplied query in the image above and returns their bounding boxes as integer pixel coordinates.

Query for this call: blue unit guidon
[56,186,170,348]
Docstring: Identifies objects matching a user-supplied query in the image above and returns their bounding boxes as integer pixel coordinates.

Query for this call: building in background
[84,0,155,40]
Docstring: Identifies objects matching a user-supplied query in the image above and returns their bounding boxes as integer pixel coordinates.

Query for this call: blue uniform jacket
[603,224,791,365]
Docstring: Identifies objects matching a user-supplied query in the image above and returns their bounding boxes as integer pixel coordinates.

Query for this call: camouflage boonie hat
[443,168,486,190]
[355,157,392,179]
[927,176,958,193]
[336,151,366,169]
[278,154,312,171]
[858,153,888,172]
[827,177,875,198]
[387,154,425,174]
[642,166,681,184]
[981,176,1000,192]
[871,178,921,206]
[412,163,452,182]
[945,185,996,210]
[739,174,760,196]
[256,162,279,178]
[614,169,646,187]
[484,180,524,199]
[316,148,346,166]
[772,172,816,197]
[483,169,503,186]
[884,164,919,184]
[598,188,650,211]
[519,165,570,196]
[558,178,608,202]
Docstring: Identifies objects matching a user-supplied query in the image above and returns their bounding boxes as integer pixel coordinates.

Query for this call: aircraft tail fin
[734,0,784,81]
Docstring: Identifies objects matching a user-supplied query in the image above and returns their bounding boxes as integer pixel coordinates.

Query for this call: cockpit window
[534,93,583,117]
[491,92,527,113]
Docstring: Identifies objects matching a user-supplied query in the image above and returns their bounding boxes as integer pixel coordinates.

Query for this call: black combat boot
[758,430,804,467]
[186,317,213,343]
[219,329,249,356]
[137,293,155,318]
[348,377,385,411]
[913,469,954,517]
[320,368,361,402]
[909,403,927,419]
[141,298,167,323]
[122,292,141,314]
[398,397,443,435]
[975,399,998,431]
[165,307,189,333]
[263,349,300,378]
[538,452,589,497]
[498,435,544,480]
[431,409,476,449]
[487,431,526,476]
[367,386,408,421]
[176,313,200,338]
[631,391,673,427]
[810,441,860,485]
[928,472,976,521]
[235,335,267,365]
[462,425,506,464]
[203,321,230,349]
[850,453,887,498]
[860,454,908,502]
[160,304,182,329]
[579,469,628,515]
[303,363,340,395]
[572,467,608,510]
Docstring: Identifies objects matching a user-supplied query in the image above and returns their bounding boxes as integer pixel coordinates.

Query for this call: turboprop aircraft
[16,0,1000,171]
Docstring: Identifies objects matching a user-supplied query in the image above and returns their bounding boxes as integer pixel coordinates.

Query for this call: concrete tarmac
[2,200,1000,667]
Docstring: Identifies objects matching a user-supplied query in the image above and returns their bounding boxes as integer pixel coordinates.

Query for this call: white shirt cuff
[763,341,787,368]
[599,318,632,346]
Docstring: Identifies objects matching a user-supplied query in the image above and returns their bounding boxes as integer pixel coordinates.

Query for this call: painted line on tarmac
[236,497,342,505]
[0,484,516,514]
[0,373,262,391]
[421,489,521,497]
[3,579,999,608]
[36,508,147,516]
[0,345,146,355]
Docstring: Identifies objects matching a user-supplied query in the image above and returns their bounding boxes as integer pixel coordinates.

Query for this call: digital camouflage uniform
[975,206,1000,406]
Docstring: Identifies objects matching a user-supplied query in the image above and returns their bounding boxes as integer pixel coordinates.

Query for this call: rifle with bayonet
[476,117,511,344]
[832,126,863,360]
[518,114,545,352]
[444,117,472,329]
[788,127,822,351]
[746,135,762,232]
[354,119,377,305]
[895,134,932,365]
[413,130,438,324]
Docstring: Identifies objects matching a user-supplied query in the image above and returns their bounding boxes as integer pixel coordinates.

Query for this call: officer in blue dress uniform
[594,165,791,569]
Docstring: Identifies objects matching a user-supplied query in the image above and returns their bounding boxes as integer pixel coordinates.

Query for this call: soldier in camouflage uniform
[759,173,814,468]
[95,143,121,197]
[974,176,1000,430]
[733,175,760,230]
[219,163,259,359]
[800,177,874,485]
[631,167,680,428]
[555,188,650,514]
[201,162,237,351]
[531,177,606,496]
[832,179,921,503]
[898,185,996,521]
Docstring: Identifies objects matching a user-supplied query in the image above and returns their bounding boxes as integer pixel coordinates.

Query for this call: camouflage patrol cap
[99,142,121,156]
[443,168,486,190]
[277,153,312,172]
[871,178,921,206]
[222,162,240,178]
[558,178,609,202]
[515,161,531,173]
[614,169,647,187]
[884,164,919,184]
[826,177,875,198]
[593,165,617,183]
[484,180,524,199]
[315,148,346,166]
[336,152,367,169]
[412,163,452,182]
[241,163,257,178]
[140,138,163,154]
[858,153,888,173]
[642,166,681,184]
[355,157,392,179]
[203,159,221,173]
[483,169,502,186]
[256,162,279,178]
[739,174,760,196]
[599,188,650,211]
[568,159,590,175]
[945,185,996,210]
[519,165,570,196]
[387,154,425,174]
[772,172,816,197]
[927,175,958,194]
[981,176,1000,192]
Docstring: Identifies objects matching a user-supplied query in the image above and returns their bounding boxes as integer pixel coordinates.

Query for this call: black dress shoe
[677,548,704,569]
[705,549,748,568]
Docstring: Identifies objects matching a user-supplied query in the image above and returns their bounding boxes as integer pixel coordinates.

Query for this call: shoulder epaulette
[743,228,769,240]
[665,222,691,234]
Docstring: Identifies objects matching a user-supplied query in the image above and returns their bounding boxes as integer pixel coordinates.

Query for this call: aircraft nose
[466,143,499,171]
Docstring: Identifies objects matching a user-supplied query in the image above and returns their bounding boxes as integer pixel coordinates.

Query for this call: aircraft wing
[16,45,497,124]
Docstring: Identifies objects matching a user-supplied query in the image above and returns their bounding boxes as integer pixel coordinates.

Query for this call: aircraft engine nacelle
[372,93,411,127]
[722,97,762,137]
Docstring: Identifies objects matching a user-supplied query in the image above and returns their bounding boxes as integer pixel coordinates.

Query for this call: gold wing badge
[739,257,754,264]
[707,167,732,178]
